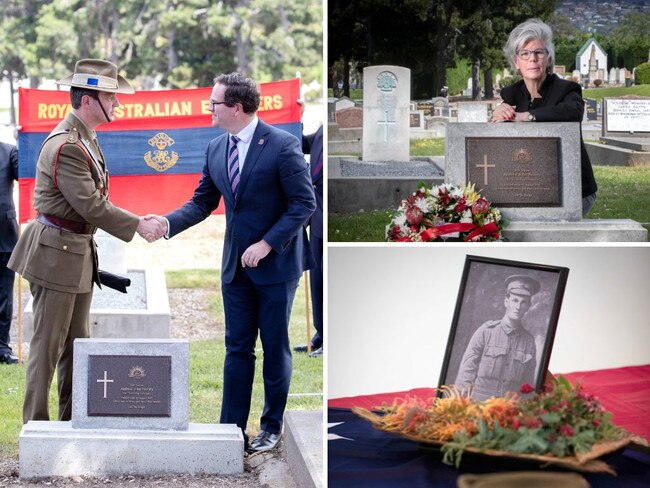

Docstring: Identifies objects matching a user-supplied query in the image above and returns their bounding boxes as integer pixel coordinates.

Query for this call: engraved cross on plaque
[476,155,496,186]
[377,110,396,143]
[97,370,114,399]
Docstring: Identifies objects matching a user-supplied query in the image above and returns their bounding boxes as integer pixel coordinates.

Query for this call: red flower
[405,206,424,226]
[438,188,451,206]
[523,416,542,429]
[592,419,601,427]
[512,418,521,430]
[471,197,490,215]
[520,383,535,394]
[420,227,440,241]
[454,196,467,213]
[559,424,575,437]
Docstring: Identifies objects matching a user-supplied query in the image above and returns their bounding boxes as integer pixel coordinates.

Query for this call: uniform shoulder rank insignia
[66,128,79,143]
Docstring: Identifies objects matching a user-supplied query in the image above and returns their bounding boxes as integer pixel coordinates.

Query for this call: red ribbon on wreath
[418,221,499,241]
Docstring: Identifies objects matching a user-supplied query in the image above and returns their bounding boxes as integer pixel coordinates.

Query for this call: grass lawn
[587,166,650,234]
[328,166,650,242]
[330,137,446,157]
[582,84,650,101]
[0,269,322,457]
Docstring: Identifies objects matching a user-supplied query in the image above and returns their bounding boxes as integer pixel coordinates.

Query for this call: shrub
[594,79,603,87]
[634,62,650,85]
[499,75,523,89]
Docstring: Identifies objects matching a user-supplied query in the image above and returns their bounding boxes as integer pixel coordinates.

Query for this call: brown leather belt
[36,213,95,235]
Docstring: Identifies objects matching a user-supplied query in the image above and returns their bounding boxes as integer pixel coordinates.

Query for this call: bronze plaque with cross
[88,355,171,417]
[466,137,561,207]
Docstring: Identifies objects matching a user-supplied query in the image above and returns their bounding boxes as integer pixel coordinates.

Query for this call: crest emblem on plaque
[376,71,398,93]
[512,148,533,163]
[128,366,146,379]
[144,133,179,172]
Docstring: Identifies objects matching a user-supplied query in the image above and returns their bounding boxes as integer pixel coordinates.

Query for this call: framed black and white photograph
[438,255,569,400]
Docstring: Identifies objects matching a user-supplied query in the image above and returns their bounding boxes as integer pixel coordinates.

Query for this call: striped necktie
[228,135,240,197]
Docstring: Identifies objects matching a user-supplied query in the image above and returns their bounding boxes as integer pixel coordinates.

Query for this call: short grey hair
[503,18,555,74]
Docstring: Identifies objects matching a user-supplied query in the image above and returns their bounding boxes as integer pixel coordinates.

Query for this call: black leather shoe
[293,345,309,353]
[247,431,281,453]
[0,352,18,364]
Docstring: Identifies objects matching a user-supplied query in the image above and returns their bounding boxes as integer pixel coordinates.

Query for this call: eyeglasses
[209,99,228,111]
[517,49,548,61]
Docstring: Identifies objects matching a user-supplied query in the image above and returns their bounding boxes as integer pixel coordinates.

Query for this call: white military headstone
[362,65,411,162]
[603,98,650,135]
[609,68,617,84]
[457,102,488,123]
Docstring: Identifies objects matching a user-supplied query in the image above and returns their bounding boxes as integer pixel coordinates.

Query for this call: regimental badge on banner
[144,132,179,172]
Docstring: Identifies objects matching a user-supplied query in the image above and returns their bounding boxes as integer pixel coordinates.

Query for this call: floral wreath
[386,183,505,242]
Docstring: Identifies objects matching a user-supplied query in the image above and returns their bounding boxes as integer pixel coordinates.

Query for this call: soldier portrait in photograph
[438,255,569,401]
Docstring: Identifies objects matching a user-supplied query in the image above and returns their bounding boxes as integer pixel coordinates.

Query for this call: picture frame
[438,255,569,400]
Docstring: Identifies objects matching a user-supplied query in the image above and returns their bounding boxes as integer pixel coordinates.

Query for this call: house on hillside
[576,38,608,82]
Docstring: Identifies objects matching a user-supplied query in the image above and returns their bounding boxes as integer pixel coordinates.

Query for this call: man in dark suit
[0,141,19,364]
[294,123,323,357]
[154,73,315,453]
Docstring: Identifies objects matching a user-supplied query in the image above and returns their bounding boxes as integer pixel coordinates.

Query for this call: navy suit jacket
[0,142,18,252]
[166,120,316,285]
[302,125,323,240]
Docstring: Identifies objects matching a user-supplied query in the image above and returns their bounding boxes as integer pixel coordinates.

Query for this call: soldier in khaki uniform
[455,275,540,401]
[9,59,164,422]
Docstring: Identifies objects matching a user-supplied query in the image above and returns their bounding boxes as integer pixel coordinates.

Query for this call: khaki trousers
[23,283,91,423]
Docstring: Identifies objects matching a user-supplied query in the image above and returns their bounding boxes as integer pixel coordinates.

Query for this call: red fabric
[561,365,650,442]
[328,364,650,442]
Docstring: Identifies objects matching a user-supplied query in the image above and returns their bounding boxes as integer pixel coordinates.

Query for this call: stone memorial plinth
[446,122,646,241]
[362,65,411,162]
[21,267,171,341]
[447,122,582,222]
[19,339,244,479]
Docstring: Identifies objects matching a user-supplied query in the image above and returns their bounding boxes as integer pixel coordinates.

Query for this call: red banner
[17,79,302,223]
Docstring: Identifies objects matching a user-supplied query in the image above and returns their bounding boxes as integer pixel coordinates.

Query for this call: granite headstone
[362,65,411,161]
[446,122,582,221]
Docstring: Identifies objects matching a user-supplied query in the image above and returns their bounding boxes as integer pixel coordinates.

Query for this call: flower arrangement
[385,183,504,242]
[354,378,636,474]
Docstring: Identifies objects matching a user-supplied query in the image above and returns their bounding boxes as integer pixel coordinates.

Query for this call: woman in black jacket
[491,18,597,216]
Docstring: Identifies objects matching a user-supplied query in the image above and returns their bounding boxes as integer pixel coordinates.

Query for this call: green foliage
[499,75,522,90]
[441,377,625,468]
[446,59,474,96]
[0,0,322,93]
[635,63,650,85]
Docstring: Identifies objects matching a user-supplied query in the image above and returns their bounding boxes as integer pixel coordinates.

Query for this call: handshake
[136,215,168,243]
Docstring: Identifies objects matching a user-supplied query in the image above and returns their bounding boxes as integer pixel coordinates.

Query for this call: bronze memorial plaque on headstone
[466,137,561,207]
[88,355,171,417]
